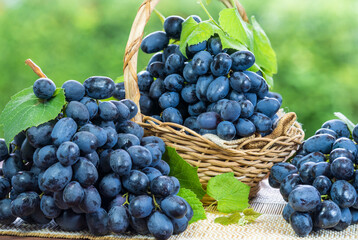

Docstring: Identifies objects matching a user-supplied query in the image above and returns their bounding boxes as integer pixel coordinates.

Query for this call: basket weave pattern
[123,0,305,204]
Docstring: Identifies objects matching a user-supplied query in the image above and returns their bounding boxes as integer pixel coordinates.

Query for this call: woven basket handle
[123,0,248,122]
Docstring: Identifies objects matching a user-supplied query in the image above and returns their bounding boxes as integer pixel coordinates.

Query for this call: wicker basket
[123,0,305,205]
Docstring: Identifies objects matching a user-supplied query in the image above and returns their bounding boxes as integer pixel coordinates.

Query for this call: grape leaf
[206,172,250,213]
[0,87,65,145]
[243,208,262,223]
[162,147,206,199]
[177,188,206,224]
[219,8,253,49]
[214,212,242,225]
[251,16,277,75]
[334,112,355,133]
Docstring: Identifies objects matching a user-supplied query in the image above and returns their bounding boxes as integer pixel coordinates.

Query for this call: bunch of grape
[0,76,193,240]
[269,119,358,237]
[114,15,283,141]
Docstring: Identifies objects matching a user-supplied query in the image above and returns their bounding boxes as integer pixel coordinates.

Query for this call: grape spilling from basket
[269,118,358,237]
[114,14,282,141]
[0,76,194,240]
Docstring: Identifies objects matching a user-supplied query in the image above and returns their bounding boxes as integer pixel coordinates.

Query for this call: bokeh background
[0,0,357,136]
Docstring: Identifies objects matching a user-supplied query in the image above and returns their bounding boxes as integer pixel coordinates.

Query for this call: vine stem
[198,0,224,31]
[25,59,47,78]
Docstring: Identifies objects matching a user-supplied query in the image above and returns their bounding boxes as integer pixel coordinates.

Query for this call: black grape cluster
[114,15,283,141]
[0,76,193,240]
[269,119,358,237]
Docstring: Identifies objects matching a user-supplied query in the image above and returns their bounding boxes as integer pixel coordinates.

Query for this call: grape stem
[25,59,47,79]
[122,192,130,206]
[152,195,162,211]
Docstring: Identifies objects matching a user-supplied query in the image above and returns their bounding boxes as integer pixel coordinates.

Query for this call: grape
[311,162,331,178]
[163,16,184,39]
[162,107,183,125]
[267,92,282,104]
[99,173,122,198]
[113,82,126,100]
[51,117,78,146]
[302,134,335,154]
[270,162,298,183]
[141,31,169,54]
[171,177,180,195]
[26,121,54,148]
[80,124,107,147]
[235,118,256,137]
[208,37,222,55]
[147,211,173,240]
[315,128,338,139]
[188,101,206,116]
[86,208,109,236]
[312,176,331,196]
[159,92,180,109]
[164,74,184,92]
[333,207,352,231]
[206,76,230,102]
[116,120,144,139]
[2,154,23,181]
[243,71,265,93]
[83,76,115,99]
[11,191,39,217]
[142,167,162,183]
[120,99,139,120]
[161,195,187,219]
[210,53,232,76]
[0,177,10,199]
[165,53,184,74]
[257,80,269,99]
[145,144,163,167]
[62,181,85,207]
[72,131,98,154]
[149,78,166,99]
[40,162,72,192]
[40,195,61,219]
[128,195,154,219]
[33,78,56,99]
[20,139,35,163]
[65,101,90,126]
[0,199,16,224]
[122,170,149,194]
[249,112,272,133]
[111,100,131,122]
[29,206,51,224]
[56,141,80,166]
[138,71,154,92]
[116,133,140,150]
[217,121,236,141]
[151,176,174,198]
[183,63,198,84]
[102,126,118,149]
[32,145,57,169]
[239,100,254,118]
[0,139,8,161]
[282,203,294,223]
[80,97,98,119]
[148,52,164,67]
[13,132,26,148]
[290,212,313,237]
[330,157,354,180]
[229,71,251,93]
[314,200,341,228]
[184,116,200,132]
[299,162,316,184]
[11,171,37,193]
[256,98,281,118]
[163,44,179,61]
[288,185,321,212]
[268,174,280,189]
[55,209,87,231]
[98,101,119,122]
[279,173,301,202]
[321,119,350,138]
[108,150,131,176]
[62,80,85,101]
[79,186,101,213]
[154,161,170,176]
[141,136,166,154]
[229,91,246,102]
[244,92,257,106]
[129,215,149,234]
[191,51,212,75]
[128,146,152,169]
[108,206,129,233]
[296,152,325,170]
[148,62,166,79]
[172,216,188,235]
[73,157,98,187]
[197,112,221,130]
[352,209,358,224]
[98,149,113,175]
[140,93,155,116]
[195,75,213,102]
[220,100,241,122]
[53,190,69,210]
[330,180,356,208]
[230,51,255,71]
[187,41,207,54]
[329,148,355,163]
[332,137,357,157]
[180,84,198,104]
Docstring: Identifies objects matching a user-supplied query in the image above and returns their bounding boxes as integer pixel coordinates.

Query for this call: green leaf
[219,8,253,49]
[206,172,250,213]
[251,16,277,75]
[334,112,355,133]
[179,17,200,57]
[243,208,262,223]
[162,147,206,199]
[177,188,206,224]
[0,87,65,145]
[214,212,242,225]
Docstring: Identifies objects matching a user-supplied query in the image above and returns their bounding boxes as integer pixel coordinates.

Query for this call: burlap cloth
[1,180,357,240]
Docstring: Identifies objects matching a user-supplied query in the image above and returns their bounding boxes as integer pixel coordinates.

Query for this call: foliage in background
[0,0,358,136]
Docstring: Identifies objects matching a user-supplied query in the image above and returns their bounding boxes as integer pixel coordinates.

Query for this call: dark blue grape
[208,37,222,55]
[113,82,126,100]
[280,173,301,202]
[313,175,332,195]
[11,171,37,193]
[103,127,118,149]
[151,176,174,198]
[26,122,54,148]
[188,101,206,116]
[184,116,200,132]
[138,71,154,92]
[56,141,80,166]
[296,152,325,170]
[120,99,138,120]
[330,180,356,208]
[235,118,256,137]
[53,190,70,210]
[65,101,90,126]
[229,72,251,93]
[332,137,357,157]
[256,98,281,118]
[0,177,10,199]
[40,195,61,219]
[63,181,85,206]
[288,185,321,212]
[144,144,162,167]
[11,191,39,217]
[33,145,58,169]
[268,174,281,188]
[230,51,255,71]
[80,123,107,147]
[110,149,132,176]
[79,186,101,214]
[20,138,35,163]
[187,41,207,54]
[191,51,212,75]
[282,203,294,223]
[99,173,122,199]
[330,157,354,180]
[195,75,213,102]
[116,120,144,139]
[302,134,336,154]
[164,16,184,39]
[229,91,246,102]
[129,195,154,218]
[315,128,338,139]
[98,101,119,121]
[257,80,269,99]
[244,92,257,106]
[161,195,187,219]
[33,78,56,99]
[172,216,188,235]
[85,151,99,168]
[73,157,98,187]
[181,84,198,104]
[98,149,113,175]
[149,79,165,99]
[311,162,331,178]
[51,118,78,146]
[217,121,236,141]
[0,139,8,161]
[86,208,109,236]
[148,62,166,79]
[55,209,86,231]
[329,148,355,163]
[220,100,241,122]
[270,162,298,183]
[243,71,264,93]
[108,205,129,233]
[165,53,184,74]
[210,53,232,76]
[122,170,149,195]
[267,92,282,104]
[314,200,341,228]
[239,100,254,118]
[80,97,98,119]
[197,112,221,130]
[141,31,169,54]
[141,136,165,154]
[147,211,173,240]
[206,76,230,102]
[72,131,98,154]
[249,112,272,133]
[116,133,140,150]
[62,80,85,101]
[299,162,316,184]
[148,53,164,67]
[159,92,180,109]
[163,44,179,61]
[0,199,16,224]
[162,107,183,125]
[321,119,350,138]
[111,100,131,122]
[182,63,198,84]
[290,212,313,237]
[333,207,352,231]
[142,167,162,182]
[139,93,155,116]
[2,154,23,180]
[83,76,115,99]
[128,146,152,169]
[154,160,170,175]
[164,74,184,92]
[40,162,72,192]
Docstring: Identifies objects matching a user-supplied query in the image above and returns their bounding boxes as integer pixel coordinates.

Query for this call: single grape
[72,131,98,154]
[11,171,37,193]
[116,133,140,150]
[62,80,85,101]
[55,209,87,231]
[138,70,154,92]
[288,185,321,212]
[73,157,98,187]
[149,78,166,99]
[65,101,90,126]
[256,98,281,118]
[229,71,251,93]
[217,121,236,141]
[40,195,61,219]
[315,128,338,139]
[129,215,149,235]
[165,53,184,74]
[164,16,184,39]
[141,31,169,54]
[148,62,166,79]
[183,63,199,84]
[51,117,78,146]
[33,145,58,169]
[86,208,109,236]
[187,41,207,54]
[206,76,230,102]
[282,203,294,223]
[290,212,313,237]
[56,141,80,166]
[53,190,70,210]
[80,123,108,147]
[172,216,189,235]
[184,116,200,132]
[0,139,8,161]
[102,126,118,149]
[20,138,36,163]
[220,100,241,122]
[151,176,174,198]
[79,186,101,214]
[99,173,122,198]
[313,175,332,195]
[311,162,331,178]
[98,101,119,121]
[33,78,56,99]
[191,51,213,75]
[161,195,187,219]
[164,74,184,92]
[208,37,222,55]
[163,44,179,61]
[148,53,163,67]
[122,170,149,194]
[266,92,283,104]
[249,112,272,133]
[162,107,183,125]
[40,162,72,192]
[235,118,256,137]
[299,162,316,184]
[11,191,40,217]
[111,100,131,122]
[147,211,174,240]
[302,134,336,154]
[159,92,180,109]
[313,200,341,229]
[80,97,98,119]
[279,173,301,202]
[112,82,126,100]
[154,160,170,175]
[0,177,11,198]
[230,51,255,71]
[98,149,113,175]
[330,180,357,208]
[26,121,54,148]
[333,207,352,231]
[145,143,163,167]
[83,76,115,99]
[188,101,206,116]
[268,174,281,189]
[63,181,85,206]
[210,53,232,76]
[321,119,350,138]
[108,205,129,234]
[0,199,16,224]
[116,120,144,139]
[129,195,154,218]
[332,137,357,157]
[330,157,354,180]
[244,92,257,106]
[2,154,24,180]
[197,112,221,130]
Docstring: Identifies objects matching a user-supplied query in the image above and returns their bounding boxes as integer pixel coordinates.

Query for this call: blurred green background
[0,0,357,136]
